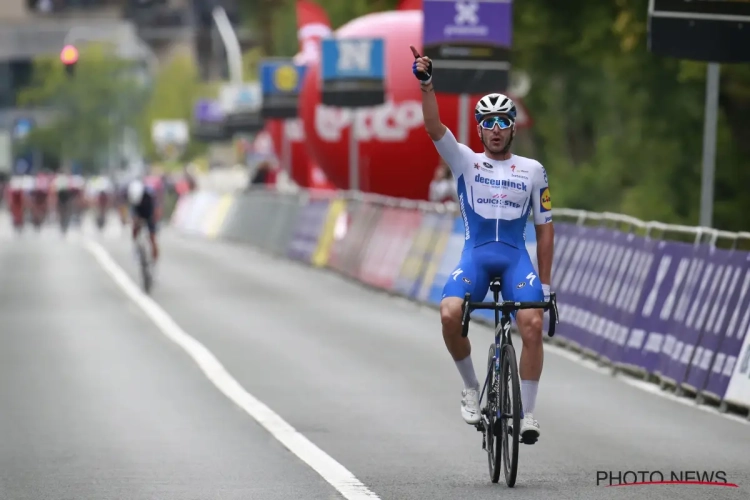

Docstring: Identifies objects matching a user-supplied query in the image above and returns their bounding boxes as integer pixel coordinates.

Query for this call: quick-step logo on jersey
[476,194,521,208]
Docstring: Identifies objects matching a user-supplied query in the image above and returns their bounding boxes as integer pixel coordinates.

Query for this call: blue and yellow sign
[260,58,306,119]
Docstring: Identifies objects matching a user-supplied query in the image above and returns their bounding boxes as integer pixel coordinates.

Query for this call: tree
[511,0,749,231]
[137,52,212,164]
[18,43,148,173]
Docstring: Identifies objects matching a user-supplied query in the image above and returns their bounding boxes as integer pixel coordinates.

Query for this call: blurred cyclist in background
[143,168,165,224]
[7,175,26,231]
[127,178,159,263]
[30,170,53,229]
[114,175,130,226]
[86,175,114,229]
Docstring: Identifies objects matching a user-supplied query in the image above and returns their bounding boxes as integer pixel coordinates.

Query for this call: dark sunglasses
[480,116,513,130]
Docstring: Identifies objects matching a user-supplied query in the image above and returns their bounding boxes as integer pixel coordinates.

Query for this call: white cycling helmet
[474,93,517,123]
[127,179,145,205]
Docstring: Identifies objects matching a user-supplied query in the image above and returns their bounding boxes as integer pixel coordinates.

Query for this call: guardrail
[170,188,750,420]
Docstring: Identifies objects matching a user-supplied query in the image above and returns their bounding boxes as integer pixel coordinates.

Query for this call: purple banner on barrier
[700,252,750,398]
[602,234,654,365]
[574,226,620,351]
[598,234,641,362]
[543,223,577,332]
[623,240,694,374]
[286,198,331,263]
[613,237,667,370]
[588,230,638,359]
[551,223,576,286]
[540,220,750,391]
[554,224,594,346]
[652,244,710,383]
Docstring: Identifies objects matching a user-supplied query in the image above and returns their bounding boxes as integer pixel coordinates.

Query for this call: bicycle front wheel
[500,343,521,487]
[485,344,501,483]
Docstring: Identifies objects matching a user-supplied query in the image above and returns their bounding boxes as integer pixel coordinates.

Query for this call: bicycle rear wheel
[500,343,521,487]
[485,344,501,483]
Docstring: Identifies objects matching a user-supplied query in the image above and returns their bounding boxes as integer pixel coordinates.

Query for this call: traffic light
[60,45,79,77]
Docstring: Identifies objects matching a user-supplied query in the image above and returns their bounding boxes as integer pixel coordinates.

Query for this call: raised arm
[410,46,446,141]
[410,46,470,176]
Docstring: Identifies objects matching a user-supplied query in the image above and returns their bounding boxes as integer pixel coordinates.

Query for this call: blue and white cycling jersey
[434,127,552,249]
[434,128,552,302]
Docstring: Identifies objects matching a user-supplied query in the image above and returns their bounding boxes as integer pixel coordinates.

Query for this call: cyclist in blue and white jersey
[411,47,554,442]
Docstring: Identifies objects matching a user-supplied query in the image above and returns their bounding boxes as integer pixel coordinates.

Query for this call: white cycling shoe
[520,413,540,443]
[461,388,481,425]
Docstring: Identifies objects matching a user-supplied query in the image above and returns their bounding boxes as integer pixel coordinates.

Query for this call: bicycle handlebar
[461,292,560,338]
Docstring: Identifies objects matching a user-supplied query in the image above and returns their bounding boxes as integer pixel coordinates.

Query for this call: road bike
[461,278,559,487]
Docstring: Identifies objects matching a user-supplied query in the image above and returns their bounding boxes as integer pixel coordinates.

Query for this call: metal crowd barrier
[170,188,750,419]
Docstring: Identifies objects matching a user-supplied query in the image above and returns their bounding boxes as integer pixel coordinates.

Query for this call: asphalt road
[1,212,748,500]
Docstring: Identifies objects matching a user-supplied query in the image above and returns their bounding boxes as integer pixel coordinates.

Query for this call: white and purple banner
[552,222,750,407]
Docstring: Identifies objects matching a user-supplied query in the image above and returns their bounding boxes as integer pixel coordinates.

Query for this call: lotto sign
[423,0,513,93]
[648,0,750,62]
[320,38,386,108]
[261,59,306,119]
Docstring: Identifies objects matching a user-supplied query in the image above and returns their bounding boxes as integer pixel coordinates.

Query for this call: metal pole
[699,62,720,228]
[458,93,469,144]
[212,6,244,84]
[349,110,359,191]
[282,121,292,176]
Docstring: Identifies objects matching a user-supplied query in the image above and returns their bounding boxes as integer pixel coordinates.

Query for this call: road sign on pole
[648,0,750,227]
[320,38,386,108]
[321,37,386,190]
[260,58,306,119]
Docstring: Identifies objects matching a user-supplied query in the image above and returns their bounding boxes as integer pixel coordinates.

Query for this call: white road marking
[83,239,381,500]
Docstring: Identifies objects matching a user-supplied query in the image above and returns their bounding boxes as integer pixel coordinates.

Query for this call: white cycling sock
[521,380,539,415]
[456,355,479,390]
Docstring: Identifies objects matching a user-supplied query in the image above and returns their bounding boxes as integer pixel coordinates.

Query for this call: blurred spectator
[250,161,272,186]
[429,160,456,203]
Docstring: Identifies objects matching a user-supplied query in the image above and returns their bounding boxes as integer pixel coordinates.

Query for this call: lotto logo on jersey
[540,187,552,212]
[477,197,521,208]
[474,174,527,192]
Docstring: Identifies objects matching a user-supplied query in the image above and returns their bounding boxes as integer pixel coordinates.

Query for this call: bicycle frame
[460,282,559,421]
[480,284,513,416]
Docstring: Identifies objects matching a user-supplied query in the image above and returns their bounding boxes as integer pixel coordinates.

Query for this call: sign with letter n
[423,0,512,94]
[260,58,307,119]
[321,38,386,108]
[648,0,750,62]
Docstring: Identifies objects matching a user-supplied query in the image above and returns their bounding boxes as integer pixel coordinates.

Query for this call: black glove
[410,47,433,84]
